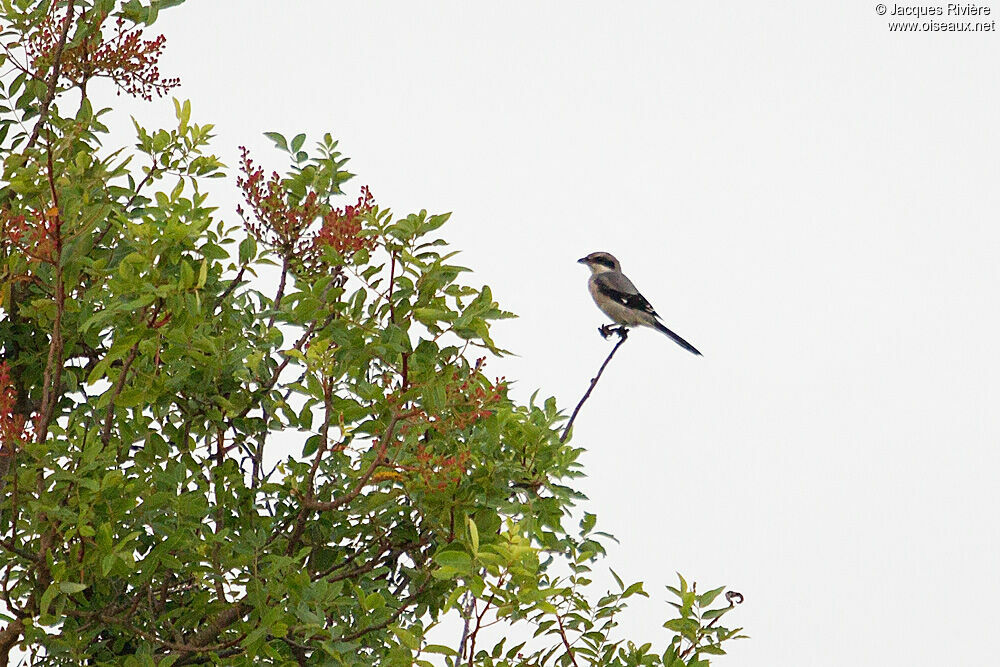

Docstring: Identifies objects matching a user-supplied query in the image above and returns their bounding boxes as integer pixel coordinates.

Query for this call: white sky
[99,2,1000,664]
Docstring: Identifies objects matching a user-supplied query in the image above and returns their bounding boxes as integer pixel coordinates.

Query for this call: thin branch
[184,602,250,655]
[301,410,417,513]
[340,578,431,643]
[214,262,248,312]
[235,312,336,422]
[465,591,497,666]
[0,539,36,563]
[555,612,581,667]
[266,256,289,329]
[23,0,77,153]
[100,341,140,446]
[35,141,68,443]
[560,326,629,443]
[284,377,335,554]
[457,591,475,660]
[60,608,243,655]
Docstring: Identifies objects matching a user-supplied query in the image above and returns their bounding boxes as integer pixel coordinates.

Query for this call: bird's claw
[598,324,628,340]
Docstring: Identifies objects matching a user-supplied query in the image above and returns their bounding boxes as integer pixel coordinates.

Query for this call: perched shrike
[578,251,701,356]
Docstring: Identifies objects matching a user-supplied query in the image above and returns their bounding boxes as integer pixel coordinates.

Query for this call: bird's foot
[598,324,629,340]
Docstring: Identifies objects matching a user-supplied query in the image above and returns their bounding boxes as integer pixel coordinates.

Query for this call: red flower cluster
[236,147,320,255]
[237,148,378,269]
[27,12,179,101]
[314,186,377,259]
[0,207,57,264]
[0,362,30,453]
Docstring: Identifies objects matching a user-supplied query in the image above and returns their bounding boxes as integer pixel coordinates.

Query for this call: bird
[577,251,701,356]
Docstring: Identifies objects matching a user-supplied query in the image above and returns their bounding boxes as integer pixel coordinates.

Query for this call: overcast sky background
[98,2,1000,664]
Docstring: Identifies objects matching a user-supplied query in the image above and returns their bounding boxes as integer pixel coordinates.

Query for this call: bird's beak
[577,257,588,264]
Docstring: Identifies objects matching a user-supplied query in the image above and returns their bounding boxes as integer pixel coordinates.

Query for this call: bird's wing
[595,271,659,317]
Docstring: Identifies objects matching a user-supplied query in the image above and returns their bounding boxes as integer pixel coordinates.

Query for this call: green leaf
[264,131,288,151]
[196,258,208,288]
[391,626,420,650]
[39,583,59,617]
[59,582,88,594]
[467,517,479,555]
[302,434,323,457]
[622,581,647,598]
[700,644,727,655]
[177,98,191,132]
[291,133,306,153]
[433,549,471,572]
[698,586,726,607]
[180,259,194,288]
[238,236,257,264]
[423,644,457,656]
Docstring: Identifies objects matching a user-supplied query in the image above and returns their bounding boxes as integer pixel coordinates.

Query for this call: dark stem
[301,411,416,513]
[457,591,475,659]
[213,262,247,313]
[35,141,67,444]
[555,612,581,667]
[24,0,77,153]
[465,590,496,666]
[101,340,141,447]
[339,578,431,642]
[560,327,629,443]
[267,256,289,329]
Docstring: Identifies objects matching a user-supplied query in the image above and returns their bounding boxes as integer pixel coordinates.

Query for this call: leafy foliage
[0,1,744,664]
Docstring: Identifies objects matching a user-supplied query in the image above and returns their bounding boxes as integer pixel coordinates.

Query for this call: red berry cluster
[314,185,377,260]
[27,12,179,101]
[236,147,321,256]
[237,148,378,270]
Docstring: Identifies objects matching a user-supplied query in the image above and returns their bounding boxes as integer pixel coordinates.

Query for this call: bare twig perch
[560,325,630,443]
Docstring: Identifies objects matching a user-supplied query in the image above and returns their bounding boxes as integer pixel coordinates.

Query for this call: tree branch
[34,142,68,443]
[555,612,581,667]
[100,341,140,447]
[340,578,430,643]
[24,0,77,153]
[560,327,629,443]
[0,619,24,667]
[266,256,289,329]
[300,410,415,513]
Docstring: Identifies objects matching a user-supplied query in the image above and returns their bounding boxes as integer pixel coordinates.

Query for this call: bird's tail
[652,320,702,356]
